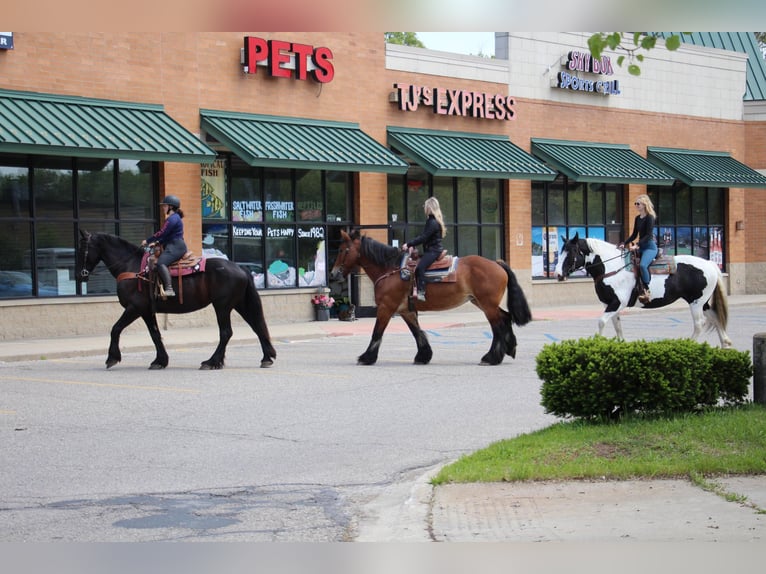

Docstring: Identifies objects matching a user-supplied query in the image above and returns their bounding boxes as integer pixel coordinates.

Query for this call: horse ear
[340,230,351,242]
[572,232,579,241]
[79,229,89,239]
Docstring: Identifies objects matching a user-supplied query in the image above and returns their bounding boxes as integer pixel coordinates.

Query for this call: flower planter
[315,308,330,322]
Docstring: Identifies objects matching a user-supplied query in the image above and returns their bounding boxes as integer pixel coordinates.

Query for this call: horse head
[330,230,362,281]
[555,232,587,281]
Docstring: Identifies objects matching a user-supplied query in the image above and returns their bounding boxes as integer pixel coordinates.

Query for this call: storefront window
[649,185,726,270]
[387,172,504,260]
[0,155,156,299]
[118,160,153,222]
[203,155,352,290]
[532,178,624,278]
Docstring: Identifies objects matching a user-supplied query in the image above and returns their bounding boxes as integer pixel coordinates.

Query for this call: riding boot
[416,283,426,302]
[639,281,651,303]
[158,264,175,297]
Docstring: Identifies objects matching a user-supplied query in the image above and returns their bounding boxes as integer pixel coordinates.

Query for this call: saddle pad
[170,257,206,276]
[399,253,458,282]
[648,255,676,275]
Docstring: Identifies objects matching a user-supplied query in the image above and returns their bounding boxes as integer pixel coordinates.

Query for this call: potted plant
[311,293,335,321]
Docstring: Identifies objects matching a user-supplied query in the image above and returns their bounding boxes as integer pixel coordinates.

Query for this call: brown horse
[329,230,532,365]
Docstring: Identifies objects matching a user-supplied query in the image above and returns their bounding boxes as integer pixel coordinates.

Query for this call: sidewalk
[2,294,765,363]
[0,299,609,363]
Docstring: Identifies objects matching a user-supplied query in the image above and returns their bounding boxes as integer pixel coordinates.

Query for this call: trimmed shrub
[536,336,752,419]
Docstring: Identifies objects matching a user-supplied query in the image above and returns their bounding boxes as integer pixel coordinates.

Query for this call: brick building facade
[1,32,765,339]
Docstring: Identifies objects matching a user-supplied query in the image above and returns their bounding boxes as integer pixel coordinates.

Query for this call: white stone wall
[501,32,748,121]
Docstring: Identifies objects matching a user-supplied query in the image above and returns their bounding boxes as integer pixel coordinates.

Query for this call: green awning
[647,147,766,188]
[387,127,557,180]
[531,138,675,185]
[200,110,408,174]
[0,89,216,163]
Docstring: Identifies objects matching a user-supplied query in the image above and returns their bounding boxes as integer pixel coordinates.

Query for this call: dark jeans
[415,249,440,291]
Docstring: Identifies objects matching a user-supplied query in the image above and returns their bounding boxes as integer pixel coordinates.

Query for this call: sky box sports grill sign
[390,83,516,121]
[555,50,621,96]
[242,36,334,82]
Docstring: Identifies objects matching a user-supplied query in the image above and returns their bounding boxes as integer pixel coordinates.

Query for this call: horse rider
[402,196,447,302]
[619,194,658,304]
[141,195,186,297]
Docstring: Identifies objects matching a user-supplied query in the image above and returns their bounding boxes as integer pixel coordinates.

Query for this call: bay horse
[329,230,532,365]
[78,230,277,370]
[555,233,732,347]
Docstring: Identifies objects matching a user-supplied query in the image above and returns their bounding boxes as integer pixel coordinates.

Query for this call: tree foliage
[588,32,682,76]
[384,32,424,48]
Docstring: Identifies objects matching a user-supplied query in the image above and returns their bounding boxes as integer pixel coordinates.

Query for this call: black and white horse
[555,233,732,348]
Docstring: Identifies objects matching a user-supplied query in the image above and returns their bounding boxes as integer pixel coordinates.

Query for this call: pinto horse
[78,230,277,370]
[329,230,532,365]
[555,233,732,347]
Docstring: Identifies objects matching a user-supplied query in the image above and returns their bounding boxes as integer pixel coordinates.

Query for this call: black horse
[78,230,277,370]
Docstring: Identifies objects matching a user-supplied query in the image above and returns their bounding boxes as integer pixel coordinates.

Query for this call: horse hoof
[105,359,119,369]
[260,360,274,368]
[149,363,166,370]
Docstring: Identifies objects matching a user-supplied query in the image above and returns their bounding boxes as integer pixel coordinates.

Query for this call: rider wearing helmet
[141,195,186,297]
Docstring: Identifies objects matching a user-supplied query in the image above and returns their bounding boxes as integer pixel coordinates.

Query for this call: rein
[570,245,629,281]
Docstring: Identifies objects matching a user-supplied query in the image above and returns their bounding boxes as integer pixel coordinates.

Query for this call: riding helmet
[159,195,181,209]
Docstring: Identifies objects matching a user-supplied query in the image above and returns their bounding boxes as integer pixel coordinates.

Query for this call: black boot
[158,264,175,297]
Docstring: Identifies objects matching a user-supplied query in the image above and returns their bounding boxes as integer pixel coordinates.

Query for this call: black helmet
[159,195,181,209]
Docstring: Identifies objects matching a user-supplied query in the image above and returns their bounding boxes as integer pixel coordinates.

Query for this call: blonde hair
[424,197,447,237]
[634,194,656,218]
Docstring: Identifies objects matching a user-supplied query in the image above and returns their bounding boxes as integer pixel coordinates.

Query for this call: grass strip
[433,405,766,485]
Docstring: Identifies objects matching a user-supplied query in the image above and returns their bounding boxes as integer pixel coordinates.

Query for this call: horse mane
[585,237,620,256]
[94,232,143,254]
[360,235,401,269]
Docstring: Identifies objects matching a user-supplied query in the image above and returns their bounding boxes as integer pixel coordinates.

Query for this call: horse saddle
[147,248,206,277]
[627,249,677,276]
[399,250,459,283]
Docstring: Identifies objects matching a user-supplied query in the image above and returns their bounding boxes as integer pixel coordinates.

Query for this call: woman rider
[402,197,447,302]
[141,195,186,298]
[620,194,658,303]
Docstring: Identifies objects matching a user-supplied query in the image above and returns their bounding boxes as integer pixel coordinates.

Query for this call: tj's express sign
[243,36,334,83]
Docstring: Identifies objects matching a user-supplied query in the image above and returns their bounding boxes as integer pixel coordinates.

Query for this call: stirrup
[416,291,426,302]
[638,289,651,303]
[163,286,176,298]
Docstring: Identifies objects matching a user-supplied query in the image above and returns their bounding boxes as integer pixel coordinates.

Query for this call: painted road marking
[0,375,200,394]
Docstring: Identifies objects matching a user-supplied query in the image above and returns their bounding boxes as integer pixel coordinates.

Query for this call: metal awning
[647,147,766,188]
[531,138,675,185]
[0,89,216,163]
[387,127,557,180]
[200,110,408,174]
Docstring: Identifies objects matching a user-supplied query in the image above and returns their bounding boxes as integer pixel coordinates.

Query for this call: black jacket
[408,214,443,253]
[624,214,656,249]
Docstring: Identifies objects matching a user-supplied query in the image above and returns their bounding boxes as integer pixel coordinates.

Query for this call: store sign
[554,50,621,96]
[242,36,334,83]
[390,83,516,121]
[0,32,13,50]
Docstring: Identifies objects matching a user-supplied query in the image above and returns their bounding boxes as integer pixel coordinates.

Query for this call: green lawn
[433,404,766,485]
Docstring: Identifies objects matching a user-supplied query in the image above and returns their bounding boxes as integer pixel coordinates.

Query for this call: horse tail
[497,260,532,326]
[241,277,277,363]
[711,273,729,332]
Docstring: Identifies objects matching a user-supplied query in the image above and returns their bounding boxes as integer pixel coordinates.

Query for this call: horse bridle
[78,232,145,279]
[79,232,92,279]
[336,243,352,276]
[563,242,629,279]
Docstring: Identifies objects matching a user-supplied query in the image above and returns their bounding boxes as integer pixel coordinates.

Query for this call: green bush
[536,336,752,419]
